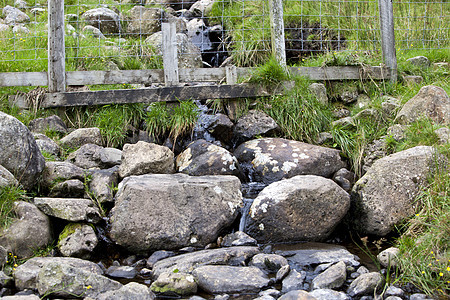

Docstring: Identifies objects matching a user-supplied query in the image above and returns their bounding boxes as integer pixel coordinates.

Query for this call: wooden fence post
[269,0,287,68]
[48,0,66,92]
[378,0,397,82]
[162,21,179,87]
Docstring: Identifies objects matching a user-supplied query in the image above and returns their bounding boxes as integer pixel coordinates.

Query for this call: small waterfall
[239,182,267,232]
[192,100,216,143]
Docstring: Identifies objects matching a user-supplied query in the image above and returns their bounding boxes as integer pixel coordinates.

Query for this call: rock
[259,289,281,298]
[377,247,400,269]
[362,138,388,173]
[189,0,215,16]
[151,271,197,296]
[118,141,174,178]
[282,269,306,293]
[278,290,317,300]
[152,246,260,278]
[60,127,103,149]
[315,132,333,145]
[207,113,234,144]
[309,289,350,300]
[406,56,431,68]
[341,90,358,104]
[147,250,177,269]
[110,174,242,253]
[28,115,67,135]
[356,94,371,109]
[332,168,356,192]
[33,197,102,224]
[403,75,423,86]
[145,32,202,68]
[105,266,138,279]
[249,254,289,274]
[82,25,105,39]
[0,112,45,190]
[12,24,29,34]
[36,261,122,298]
[311,261,346,290]
[95,282,155,300]
[0,270,13,287]
[41,161,85,189]
[386,124,408,141]
[126,6,166,36]
[385,297,403,300]
[233,110,280,144]
[349,146,440,236]
[0,165,18,188]
[88,167,119,203]
[332,117,355,129]
[49,179,85,198]
[274,242,360,268]
[385,285,404,297]
[1,296,40,300]
[0,201,52,258]
[13,256,103,291]
[220,231,257,247]
[193,266,269,294]
[0,23,10,33]
[58,223,98,259]
[3,6,29,25]
[347,272,384,297]
[0,245,7,267]
[309,83,328,105]
[276,264,290,282]
[234,138,346,184]
[245,175,350,243]
[34,134,61,158]
[333,108,350,118]
[82,8,121,34]
[396,85,449,124]
[435,126,450,144]
[67,144,122,169]
[176,139,244,179]
[410,293,434,300]
[187,19,212,52]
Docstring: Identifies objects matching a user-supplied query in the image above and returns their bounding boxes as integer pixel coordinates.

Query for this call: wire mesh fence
[0,0,448,74]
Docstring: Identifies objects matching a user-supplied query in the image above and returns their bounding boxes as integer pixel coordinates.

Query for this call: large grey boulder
[13,256,103,291]
[82,7,121,34]
[3,5,29,25]
[347,272,385,297]
[233,110,280,145]
[349,146,441,236]
[246,175,350,243]
[118,141,174,178]
[281,269,306,293]
[95,282,155,300]
[110,174,242,253]
[152,246,260,278]
[67,144,121,169]
[33,197,102,224]
[28,115,67,135]
[189,0,215,16]
[48,179,85,198]
[126,6,166,36]
[249,254,288,274]
[0,112,45,190]
[60,127,103,149]
[193,266,269,294]
[34,134,61,158]
[0,201,52,258]
[396,85,449,124]
[58,223,98,259]
[0,165,18,188]
[234,138,345,184]
[41,161,85,189]
[176,139,244,179]
[150,271,197,296]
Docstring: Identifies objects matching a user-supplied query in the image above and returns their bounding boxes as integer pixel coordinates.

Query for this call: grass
[0,185,27,230]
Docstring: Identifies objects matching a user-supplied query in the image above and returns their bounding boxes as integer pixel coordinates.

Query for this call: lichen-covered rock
[94,282,155,300]
[118,141,174,178]
[58,223,98,259]
[88,166,119,203]
[110,174,242,253]
[151,271,197,296]
[60,127,103,149]
[0,201,52,258]
[3,5,30,25]
[82,7,121,34]
[309,83,328,105]
[234,138,345,184]
[396,85,449,124]
[406,56,431,68]
[126,6,166,35]
[34,134,61,158]
[193,266,269,294]
[0,112,45,190]
[176,139,244,179]
[33,197,102,224]
[28,115,67,135]
[0,165,18,188]
[349,146,441,236]
[233,110,280,145]
[246,175,350,243]
[49,179,85,198]
[41,161,86,189]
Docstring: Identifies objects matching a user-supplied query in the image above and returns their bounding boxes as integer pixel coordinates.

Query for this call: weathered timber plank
[66,70,165,85]
[0,72,48,86]
[48,0,66,92]
[290,66,389,80]
[40,84,283,108]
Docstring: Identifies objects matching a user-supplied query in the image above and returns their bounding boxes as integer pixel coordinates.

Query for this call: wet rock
[33,197,102,224]
[58,223,98,259]
[233,110,280,145]
[193,266,269,294]
[246,175,350,243]
[309,289,349,300]
[410,293,434,300]
[127,6,166,36]
[36,261,122,298]
[311,261,346,290]
[276,264,290,282]
[41,161,85,189]
[152,246,260,278]
[106,266,138,279]
[34,134,61,158]
[207,113,234,144]
[274,242,360,268]
[259,289,281,298]
[349,146,440,236]
[118,141,174,178]
[67,144,122,169]
[82,7,121,34]
[249,254,288,274]
[176,139,244,178]
[28,115,67,135]
[88,166,119,203]
[94,282,156,300]
[3,6,29,25]
[49,179,84,198]
[396,85,449,124]
[385,285,404,297]
[385,297,402,300]
[220,231,257,247]
[282,269,306,293]
[309,83,328,105]
[60,127,103,149]
[13,257,103,291]
[406,56,431,68]
[347,272,384,297]
[110,174,242,253]
[278,290,317,300]
[151,271,197,296]
[0,165,18,188]
[187,19,212,52]
[332,168,356,192]
[0,201,52,259]
[147,250,177,269]
[234,138,345,184]
[377,247,400,269]
[0,112,45,190]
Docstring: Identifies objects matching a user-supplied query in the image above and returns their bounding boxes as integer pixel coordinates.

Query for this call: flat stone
[282,269,306,293]
[311,261,346,290]
[347,272,384,297]
[33,198,102,223]
[310,289,350,300]
[151,271,197,296]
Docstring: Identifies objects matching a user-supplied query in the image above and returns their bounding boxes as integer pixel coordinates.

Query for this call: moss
[58,223,83,244]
